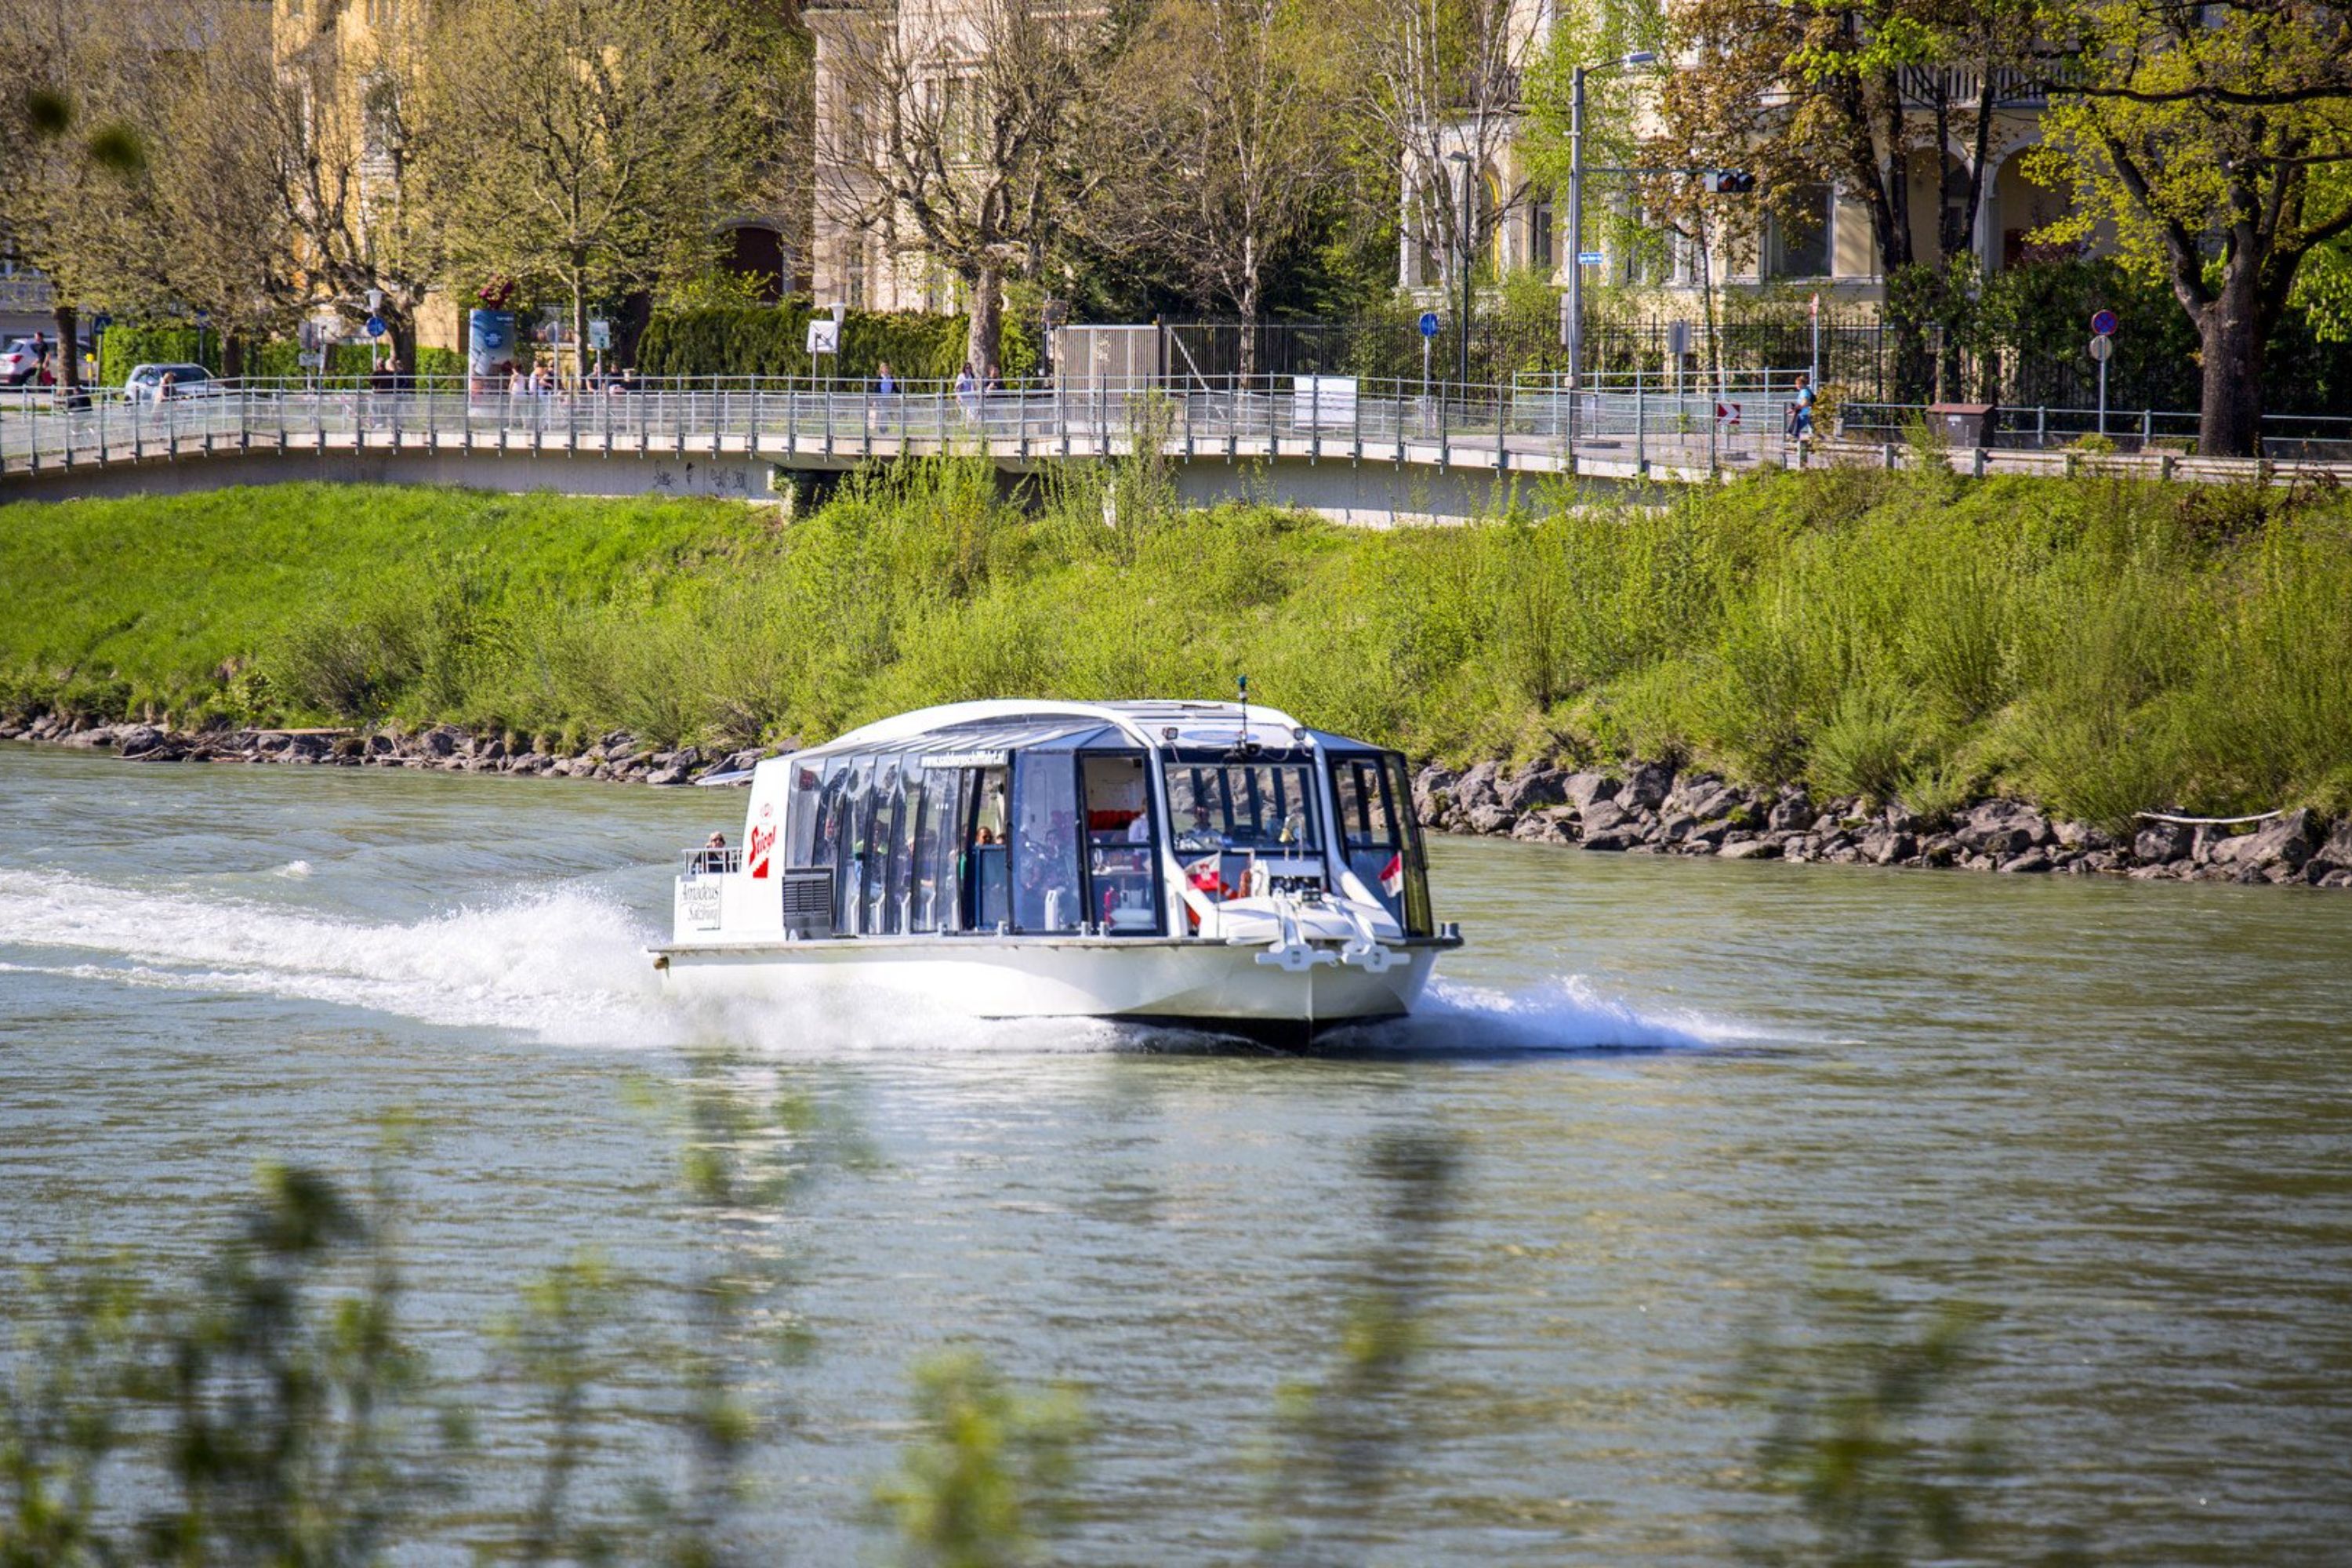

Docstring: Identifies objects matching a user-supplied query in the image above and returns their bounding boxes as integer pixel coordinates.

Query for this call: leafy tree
[422,0,768,378]
[1642,0,2049,394]
[2030,0,2352,455]
[0,0,154,395]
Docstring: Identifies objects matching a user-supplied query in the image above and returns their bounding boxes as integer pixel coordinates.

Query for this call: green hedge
[97,323,462,386]
[637,301,1040,383]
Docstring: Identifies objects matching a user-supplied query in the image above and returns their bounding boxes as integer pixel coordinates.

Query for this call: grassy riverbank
[4,463,2349,826]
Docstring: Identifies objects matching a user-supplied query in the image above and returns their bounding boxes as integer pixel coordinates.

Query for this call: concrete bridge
[1,379,2334,519]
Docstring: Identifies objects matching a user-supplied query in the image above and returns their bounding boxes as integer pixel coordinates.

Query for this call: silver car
[124,361,224,401]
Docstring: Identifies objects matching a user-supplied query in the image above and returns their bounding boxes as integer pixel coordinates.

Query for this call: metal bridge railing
[5,375,2347,485]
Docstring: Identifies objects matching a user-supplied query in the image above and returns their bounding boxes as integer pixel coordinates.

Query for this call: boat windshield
[1164,760,1321,854]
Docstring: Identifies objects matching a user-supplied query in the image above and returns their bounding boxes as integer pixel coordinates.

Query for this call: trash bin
[1927,401,1996,448]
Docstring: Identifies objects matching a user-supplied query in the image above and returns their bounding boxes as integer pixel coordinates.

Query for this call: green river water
[2,744,2347,1563]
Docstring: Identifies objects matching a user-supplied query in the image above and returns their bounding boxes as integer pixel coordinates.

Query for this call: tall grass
[4,466,2348,826]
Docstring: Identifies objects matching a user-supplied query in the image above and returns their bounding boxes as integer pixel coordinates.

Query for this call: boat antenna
[1223,677,1261,761]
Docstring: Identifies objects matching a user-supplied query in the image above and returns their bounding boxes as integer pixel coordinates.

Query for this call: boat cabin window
[912,766,957,931]
[1082,752,1162,935]
[1330,751,1433,936]
[1333,753,1406,920]
[965,764,1009,931]
[1164,760,1320,855]
[1011,753,1083,933]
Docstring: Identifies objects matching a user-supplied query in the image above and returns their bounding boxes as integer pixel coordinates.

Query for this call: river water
[2,743,2347,1563]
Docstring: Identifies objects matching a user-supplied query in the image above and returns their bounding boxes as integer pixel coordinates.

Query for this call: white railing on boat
[681,845,741,877]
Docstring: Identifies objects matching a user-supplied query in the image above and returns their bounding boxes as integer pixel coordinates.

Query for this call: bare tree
[423,0,768,372]
[1100,0,1338,365]
[1337,0,1542,292]
[268,2,447,371]
[145,1,302,374]
[818,0,1116,376]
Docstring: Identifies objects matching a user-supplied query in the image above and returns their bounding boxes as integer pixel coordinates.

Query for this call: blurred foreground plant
[1,1149,460,1567]
[871,1349,1090,1568]
[1736,1278,2011,1568]
[1254,1128,1464,1563]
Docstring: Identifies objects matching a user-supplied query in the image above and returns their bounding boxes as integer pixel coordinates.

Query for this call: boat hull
[655,935,1440,1045]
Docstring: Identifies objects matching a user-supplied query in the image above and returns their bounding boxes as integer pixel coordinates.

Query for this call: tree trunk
[52,302,80,395]
[2197,262,2266,458]
[1237,268,1259,383]
[383,297,419,385]
[966,267,1002,379]
[572,276,590,388]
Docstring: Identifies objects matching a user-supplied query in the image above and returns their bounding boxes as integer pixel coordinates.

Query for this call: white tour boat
[654,698,1461,1044]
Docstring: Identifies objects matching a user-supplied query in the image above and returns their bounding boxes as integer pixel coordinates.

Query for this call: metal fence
[1838,401,2352,460]
[5,376,2346,485]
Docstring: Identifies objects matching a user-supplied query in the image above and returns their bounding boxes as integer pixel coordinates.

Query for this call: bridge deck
[3,386,2341,496]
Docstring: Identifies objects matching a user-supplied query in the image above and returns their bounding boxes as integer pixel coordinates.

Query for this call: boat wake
[0,870,1729,1058]
[0,869,673,1047]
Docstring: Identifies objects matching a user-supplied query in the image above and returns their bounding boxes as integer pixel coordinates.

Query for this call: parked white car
[124,362,224,401]
[1,336,54,386]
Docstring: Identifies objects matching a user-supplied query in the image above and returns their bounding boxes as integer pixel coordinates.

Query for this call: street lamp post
[1448,151,1474,389]
[1565,50,1657,390]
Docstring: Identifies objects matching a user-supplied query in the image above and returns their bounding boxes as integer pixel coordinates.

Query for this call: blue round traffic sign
[2090,309,2118,337]
[365,315,387,339]
[1418,311,1441,339]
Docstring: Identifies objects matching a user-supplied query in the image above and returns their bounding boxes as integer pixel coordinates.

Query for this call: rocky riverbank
[7,712,2348,889]
[1411,760,2352,889]
[0,713,773,788]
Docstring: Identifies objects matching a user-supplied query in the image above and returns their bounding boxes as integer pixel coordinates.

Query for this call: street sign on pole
[2090,309,2118,338]
[1417,311,1440,339]
[365,316,387,339]
[2090,335,2111,435]
[1577,251,1606,267]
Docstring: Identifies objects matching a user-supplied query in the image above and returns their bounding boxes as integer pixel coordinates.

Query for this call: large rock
[1451,761,1504,815]
[1499,765,1569,813]
[2207,809,2321,873]
[1662,777,1740,823]
[1578,799,1631,836]
[1718,837,1782,861]
[419,727,461,758]
[1862,828,1916,866]
[2133,821,2192,863]
[1957,799,2053,858]
[1511,809,1574,844]
[1581,827,1643,852]
[1617,760,1674,811]
[1766,789,1813,833]
[1563,771,1617,811]
[1465,803,1517,836]
[116,724,167,757]
[2316,818,2352,872]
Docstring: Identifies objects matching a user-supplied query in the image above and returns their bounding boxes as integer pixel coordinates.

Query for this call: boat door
[962,764,1010,931]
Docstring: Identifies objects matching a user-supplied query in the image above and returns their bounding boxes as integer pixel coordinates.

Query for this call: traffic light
[1704,169,1757,194]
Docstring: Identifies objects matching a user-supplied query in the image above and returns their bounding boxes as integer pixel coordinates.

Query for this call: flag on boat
[1185,854,1224,896]
[1379,852,1403,897]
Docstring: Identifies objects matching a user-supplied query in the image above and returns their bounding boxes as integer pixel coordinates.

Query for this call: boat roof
[803,699,1385,760]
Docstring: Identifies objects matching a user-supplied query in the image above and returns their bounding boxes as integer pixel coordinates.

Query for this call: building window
[1765,186,1832,279]
[1528,194,1555,272]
